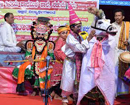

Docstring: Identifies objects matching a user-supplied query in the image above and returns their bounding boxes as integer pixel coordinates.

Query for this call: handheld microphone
[46,56,51,68]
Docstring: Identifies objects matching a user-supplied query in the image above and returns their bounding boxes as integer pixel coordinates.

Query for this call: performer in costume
[50,25,70,99]
[78,7,107,105]
[60,4,94,105]
[12,17,54,96]
[77,8,118,105]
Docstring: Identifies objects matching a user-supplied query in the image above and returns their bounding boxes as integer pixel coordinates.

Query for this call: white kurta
[60,34,89,93]
[0,22,21,52]
[77,35,116,105]
[112,22,130,95]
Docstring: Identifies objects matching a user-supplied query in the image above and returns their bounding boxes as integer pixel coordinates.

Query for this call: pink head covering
[36,24,48,34]
[68,3,81,25]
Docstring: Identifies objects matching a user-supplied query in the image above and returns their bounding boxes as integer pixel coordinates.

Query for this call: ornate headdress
[31,17,53,41]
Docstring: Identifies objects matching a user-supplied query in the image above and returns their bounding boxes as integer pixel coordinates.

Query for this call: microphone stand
[44,56,50,105]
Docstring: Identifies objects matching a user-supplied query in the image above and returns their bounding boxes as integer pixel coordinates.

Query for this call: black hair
[114,9,125,16]
[4,12,13,21]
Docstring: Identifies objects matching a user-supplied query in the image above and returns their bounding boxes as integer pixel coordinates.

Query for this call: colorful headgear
[36,17,50,25]
[35,24,49,34]
[68,3,81,25]
[57,25,70,35]
[31,17,53,41]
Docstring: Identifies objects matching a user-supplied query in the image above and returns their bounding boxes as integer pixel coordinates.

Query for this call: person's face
[114,12,124,24]
[6,14,14,24]
[59,30,68,40]
[36,33,44,40]
[72,23,82,34]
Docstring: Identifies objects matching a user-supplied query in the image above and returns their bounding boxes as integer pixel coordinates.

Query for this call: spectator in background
[50,25,70,100]
[112,9,130,96]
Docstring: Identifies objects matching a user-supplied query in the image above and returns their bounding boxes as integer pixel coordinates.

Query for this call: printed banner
[0,0,99,41]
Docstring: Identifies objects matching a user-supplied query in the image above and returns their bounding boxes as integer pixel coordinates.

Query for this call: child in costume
[12,17,54,96]
[60,4,94,105]
[50,25,70,99]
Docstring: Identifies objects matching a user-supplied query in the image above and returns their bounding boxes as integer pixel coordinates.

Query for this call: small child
[50,25,70,99]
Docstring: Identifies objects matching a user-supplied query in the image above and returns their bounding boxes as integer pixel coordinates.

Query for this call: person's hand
[26,56,34,63]
[88,7,98,15]
[16,42,25,49]
[87,30,96,42]
[124,41,129,46]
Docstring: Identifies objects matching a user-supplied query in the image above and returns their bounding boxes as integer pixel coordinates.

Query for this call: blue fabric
[0,52,25,67]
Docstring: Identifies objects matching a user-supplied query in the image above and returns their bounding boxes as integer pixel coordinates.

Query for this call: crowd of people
[0,4,130,105]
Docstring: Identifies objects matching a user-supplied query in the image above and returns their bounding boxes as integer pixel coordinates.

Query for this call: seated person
[0,12,21,52]
[12,17,54,96]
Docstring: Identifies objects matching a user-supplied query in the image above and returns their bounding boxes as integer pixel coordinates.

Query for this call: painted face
[6,14,14,24]
[114,12,124,24]
[35,24,50,40]
[59,30,68,40]
[36,32,44,40]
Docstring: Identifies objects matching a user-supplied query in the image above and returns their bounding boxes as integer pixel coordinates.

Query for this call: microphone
[46,56,51,68]
[44,56,51,105]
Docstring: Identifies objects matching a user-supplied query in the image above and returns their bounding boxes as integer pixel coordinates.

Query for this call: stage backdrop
[0,0,99,41]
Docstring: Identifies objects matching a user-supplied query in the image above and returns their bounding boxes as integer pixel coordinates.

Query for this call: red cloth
[0,67,33,94]
[51,38,66,86]
[54,38,66,61]
[124,68,130,79]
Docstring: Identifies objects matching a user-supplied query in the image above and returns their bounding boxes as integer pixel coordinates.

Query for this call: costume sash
[17,46,35,84]
[90,37,107,80]
[118,21,130,50]
[17,46,48,84]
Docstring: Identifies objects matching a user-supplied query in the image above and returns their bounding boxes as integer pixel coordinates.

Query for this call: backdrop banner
[0,0,99,41]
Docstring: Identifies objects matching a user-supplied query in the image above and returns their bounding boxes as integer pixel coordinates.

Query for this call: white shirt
[62,34,89,59]
[112,21,130,51]
[112,22,122,48]
[0,21,17,51]
[112,22,130,96]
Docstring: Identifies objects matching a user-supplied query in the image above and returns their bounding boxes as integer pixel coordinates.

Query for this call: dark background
[99,5,130,22]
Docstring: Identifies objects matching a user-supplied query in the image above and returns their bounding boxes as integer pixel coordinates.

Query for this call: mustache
[36,37,43,40]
